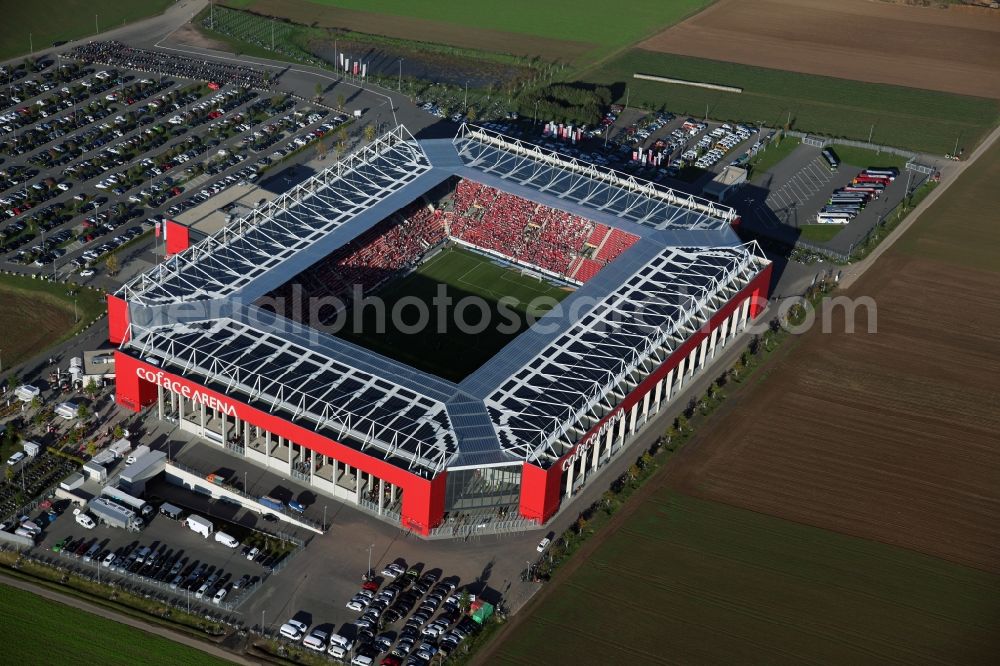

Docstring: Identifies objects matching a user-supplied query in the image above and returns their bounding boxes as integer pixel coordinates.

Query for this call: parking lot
[738,143,925,254]
[1,51,353,284]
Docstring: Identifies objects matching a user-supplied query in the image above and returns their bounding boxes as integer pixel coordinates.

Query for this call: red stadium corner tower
[110,125,771,537]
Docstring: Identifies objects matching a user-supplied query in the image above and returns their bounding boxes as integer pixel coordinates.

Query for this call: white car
[5,451,25,466]
[303,628,328,651]
[74,511,96,530]
[101,551,117,568]
[79,269,95,277]
[212,587,228,604]
[280,618,308,641]
[537,537,551,553]
[346,596,367,612]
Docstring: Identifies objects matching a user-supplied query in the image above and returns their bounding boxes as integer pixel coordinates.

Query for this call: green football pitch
[336,245,571,381]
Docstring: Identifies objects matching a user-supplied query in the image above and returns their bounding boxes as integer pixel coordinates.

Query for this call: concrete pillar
[157,384,164,420]
[243,422,249,449]
[565,457,575,498]
[377,477,384,514]
[709,326,718,359]
[199,401,206,433]
[178,395,185,423]
[629,402,638,435]
[354,470,362,504]
[390,483,397,505]
[688,348,698,376]
[641,391,651,422]
[604,425,614,461]
[698,336,708,370]
[676,357,686,389]
[616,411,627,450]
[310,448,316,482]
[665,368,675,402]
[220,411,227,445]
[653,378,664,412]
[170,390,177,411]
[287,440,294,475]
[590,437,600,472]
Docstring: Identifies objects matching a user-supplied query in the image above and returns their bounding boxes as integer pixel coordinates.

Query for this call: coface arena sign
[136,367,237,417]
[561,410,625,472]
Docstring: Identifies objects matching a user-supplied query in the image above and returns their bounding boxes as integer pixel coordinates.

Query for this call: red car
[381,656,402,666]
[362,580,379,592]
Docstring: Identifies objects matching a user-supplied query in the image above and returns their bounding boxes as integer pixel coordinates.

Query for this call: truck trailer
[101,485,154,518]
[89,497,143,531]
[185,514,214,538]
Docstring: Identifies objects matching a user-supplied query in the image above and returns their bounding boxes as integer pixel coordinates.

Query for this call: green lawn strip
[829,144,910,171]
[581,49,999,155]
[797,224,844,243]
[748,136,800,180]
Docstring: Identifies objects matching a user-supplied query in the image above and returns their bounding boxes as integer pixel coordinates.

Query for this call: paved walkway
[0,573,254,664]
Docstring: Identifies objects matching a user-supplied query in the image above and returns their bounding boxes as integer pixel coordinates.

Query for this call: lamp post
[397,58,403,91]
[323,504,327,530]
[367,543,374,577]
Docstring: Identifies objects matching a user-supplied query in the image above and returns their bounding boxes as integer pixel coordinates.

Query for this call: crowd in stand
[67,41,271,89]
[268,180,643,315]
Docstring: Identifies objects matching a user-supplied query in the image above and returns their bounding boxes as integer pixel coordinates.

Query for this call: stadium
[108,125,772,537]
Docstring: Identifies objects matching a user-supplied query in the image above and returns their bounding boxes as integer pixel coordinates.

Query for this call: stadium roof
[117,124,768,474]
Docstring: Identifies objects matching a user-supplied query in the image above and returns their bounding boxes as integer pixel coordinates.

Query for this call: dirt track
[642,0,1000,98]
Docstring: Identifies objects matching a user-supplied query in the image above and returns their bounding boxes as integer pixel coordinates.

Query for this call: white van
[214,531,239,548]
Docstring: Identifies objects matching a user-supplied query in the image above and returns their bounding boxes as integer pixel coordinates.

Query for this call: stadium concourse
[108,125,772,537]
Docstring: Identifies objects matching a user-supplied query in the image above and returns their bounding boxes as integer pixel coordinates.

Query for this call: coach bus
[864,167,899,180]
[821,148,840,172]
[816,212,853,224]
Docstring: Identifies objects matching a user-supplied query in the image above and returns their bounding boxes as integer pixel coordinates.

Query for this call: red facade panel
[165,220,191,256]
[107,294,130,345]
[114,352,446,534]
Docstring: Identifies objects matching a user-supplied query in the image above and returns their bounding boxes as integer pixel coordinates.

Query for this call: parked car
[280,618,308,641]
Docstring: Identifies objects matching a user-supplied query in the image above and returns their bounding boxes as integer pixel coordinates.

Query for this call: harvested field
[486,492,1000,665]
[664,142,1000,574]
[642,0,1000,98]
[0,275,105,369]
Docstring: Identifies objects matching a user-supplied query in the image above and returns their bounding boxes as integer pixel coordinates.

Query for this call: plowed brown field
[665,142,1000,574]
[642,0,1000,98]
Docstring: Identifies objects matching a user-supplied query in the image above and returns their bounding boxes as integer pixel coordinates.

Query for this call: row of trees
[516,83,613,127]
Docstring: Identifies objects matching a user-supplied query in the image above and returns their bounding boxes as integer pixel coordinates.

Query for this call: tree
[627,464,641,481]
[315,137,327,160]
[76,403,89,421]
[336,93,345,110]
[363,124,377,143]
[30,396,42,410]
[313,82,323,102]
[458,590,472,613]
[84,378,99,398]
[105,252,119,276]
[85,441,97,457]
[4,466,12,483]
[465,106,478,123]
[641,451,654,469]
[113,425,124,440]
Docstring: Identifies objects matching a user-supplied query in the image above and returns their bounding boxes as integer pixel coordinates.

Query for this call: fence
[788,131,920,160]
[4,544,245,623]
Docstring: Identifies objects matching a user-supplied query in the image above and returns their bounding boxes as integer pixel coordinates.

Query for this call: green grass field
[584,50,999,155]
[829,144,910,172]
[0,583,227,665]
[748,136,799,180]
[0,0,173,62]
[797,224,845,243]
[494,492,1000,665]
[0,275,105,371]
[227,0,711,51]
[337,246,571,381]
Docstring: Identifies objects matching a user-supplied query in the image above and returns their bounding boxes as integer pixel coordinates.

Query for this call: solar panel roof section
[483,244,764,465]
[452,124,736,231]
[118,127,432,306]
[124,316,459,475]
